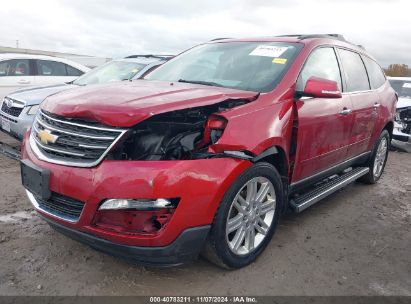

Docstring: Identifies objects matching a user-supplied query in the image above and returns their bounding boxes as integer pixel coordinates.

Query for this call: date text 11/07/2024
[149,296,258,303]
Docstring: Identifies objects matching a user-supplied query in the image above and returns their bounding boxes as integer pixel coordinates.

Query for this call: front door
[292,47,353,183]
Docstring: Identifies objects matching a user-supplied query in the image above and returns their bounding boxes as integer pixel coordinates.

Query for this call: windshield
[146,42,302,92]
[73,61,146,86]
[389,79,411,98]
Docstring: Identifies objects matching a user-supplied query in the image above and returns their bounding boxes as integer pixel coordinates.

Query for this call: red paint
[21,36,396,249]
[303,77,342,98]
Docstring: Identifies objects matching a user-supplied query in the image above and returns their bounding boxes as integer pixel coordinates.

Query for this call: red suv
[20,34,396,269]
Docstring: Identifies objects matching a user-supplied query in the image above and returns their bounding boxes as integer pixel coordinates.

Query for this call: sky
[0,0,410,67]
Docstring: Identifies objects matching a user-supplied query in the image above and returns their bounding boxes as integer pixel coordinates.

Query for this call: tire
[358,129,390,184]
[202,162,284,269]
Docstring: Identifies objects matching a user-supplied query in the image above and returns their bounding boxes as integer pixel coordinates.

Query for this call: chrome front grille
[1,97,25,117]
[30,110,127,167]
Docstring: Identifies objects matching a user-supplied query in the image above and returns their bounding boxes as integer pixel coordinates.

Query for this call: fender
[251,146,279,163]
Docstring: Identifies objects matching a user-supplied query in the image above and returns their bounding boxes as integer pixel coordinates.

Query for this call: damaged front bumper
[21,135,252,263]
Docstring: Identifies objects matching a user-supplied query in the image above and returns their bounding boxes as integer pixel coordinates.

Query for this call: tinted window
[66,65,83,77]
[338,49,370,92]
[0,59,30,76]
[362,56,386,89]
[36,60,67,76]
[297,47,342,91]
[147,42,303,92]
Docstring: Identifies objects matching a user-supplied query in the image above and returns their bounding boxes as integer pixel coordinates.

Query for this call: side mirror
[302,76,342,98]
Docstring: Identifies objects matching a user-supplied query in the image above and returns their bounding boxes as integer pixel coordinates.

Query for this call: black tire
[202,162,284,269]
[358,129,390,184]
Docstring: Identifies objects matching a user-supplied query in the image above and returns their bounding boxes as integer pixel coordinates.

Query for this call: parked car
[0,55,169,140]
[388,77,411,152]
[0,53,89,99]
[20,34,396,269]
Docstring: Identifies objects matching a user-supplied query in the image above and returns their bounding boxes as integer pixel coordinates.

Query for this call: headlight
[27,105,40,115]
[395,111,401,122]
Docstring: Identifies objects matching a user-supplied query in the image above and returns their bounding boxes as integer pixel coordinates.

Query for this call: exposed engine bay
[109,98,253,161]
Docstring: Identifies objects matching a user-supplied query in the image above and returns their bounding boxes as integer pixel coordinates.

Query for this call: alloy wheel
[373,137,388,178]
[225,177,276,256]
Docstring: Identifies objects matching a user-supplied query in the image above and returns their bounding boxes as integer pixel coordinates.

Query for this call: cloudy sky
[0,0,410,67]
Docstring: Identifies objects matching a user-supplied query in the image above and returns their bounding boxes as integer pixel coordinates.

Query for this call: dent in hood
[41,80,259,127]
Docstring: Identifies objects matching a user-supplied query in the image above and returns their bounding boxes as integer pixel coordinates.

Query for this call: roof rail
[125,54,174,60]
[210,38,232,41]
[276,34,366,49]
[277,34,347,42]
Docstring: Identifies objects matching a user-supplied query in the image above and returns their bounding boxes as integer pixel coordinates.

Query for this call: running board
[290,167,369,213]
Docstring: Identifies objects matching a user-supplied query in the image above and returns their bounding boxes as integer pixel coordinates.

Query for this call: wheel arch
[383,120,394,139]
[252,146,289,179]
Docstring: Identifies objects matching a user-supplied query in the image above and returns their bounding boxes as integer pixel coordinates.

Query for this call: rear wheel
[202,162,284,269]
[359,130,390,184]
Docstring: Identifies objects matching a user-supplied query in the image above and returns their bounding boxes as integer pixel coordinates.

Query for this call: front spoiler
[43,215,211,267]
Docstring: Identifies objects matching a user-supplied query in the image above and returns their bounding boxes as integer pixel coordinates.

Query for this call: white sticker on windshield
[249,45,288,58]
[402,83,411,88]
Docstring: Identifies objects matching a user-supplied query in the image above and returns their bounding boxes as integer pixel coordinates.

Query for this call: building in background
[0,46,111,68]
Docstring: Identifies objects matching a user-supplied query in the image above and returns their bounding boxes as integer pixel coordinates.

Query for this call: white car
[388,77,411,152]
[0,53,89,99]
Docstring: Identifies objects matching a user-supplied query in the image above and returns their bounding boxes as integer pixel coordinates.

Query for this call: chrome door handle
[373,103,381,108]
[339,108,352,115]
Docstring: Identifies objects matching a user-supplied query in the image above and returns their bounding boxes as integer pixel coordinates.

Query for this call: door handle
[373,103,381,108]
[339,108,352,115]
[17,80,30,84]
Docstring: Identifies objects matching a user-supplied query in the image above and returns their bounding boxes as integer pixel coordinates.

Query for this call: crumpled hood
[42,80,259,127]
[397,97,411,109]
[7,84,76,106]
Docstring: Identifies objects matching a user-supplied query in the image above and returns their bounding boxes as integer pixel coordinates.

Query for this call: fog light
[99,198,177,211]
[94,198,179,234]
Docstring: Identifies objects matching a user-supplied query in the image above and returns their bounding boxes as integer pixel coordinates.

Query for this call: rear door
[292,47,353,182]
[337,49,378,158]
[34,60,80,86]
[0,59,35,99]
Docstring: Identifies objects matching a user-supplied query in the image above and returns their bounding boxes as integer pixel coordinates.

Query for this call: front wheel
[202,162,284,269]
[359,129,390,184]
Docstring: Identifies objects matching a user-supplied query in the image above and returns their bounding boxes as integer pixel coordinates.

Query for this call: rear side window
[297,47,342,91]
[0,59,31,76]
[66,65,83,76]
[338,49,370,92]
[362,56,386,89]
[36,60,67,76]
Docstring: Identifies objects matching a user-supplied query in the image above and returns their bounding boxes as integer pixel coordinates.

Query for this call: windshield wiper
[178,79,223,88]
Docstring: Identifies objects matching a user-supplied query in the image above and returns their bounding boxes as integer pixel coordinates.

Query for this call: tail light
[93,198,179,235]
[203,115,227,145]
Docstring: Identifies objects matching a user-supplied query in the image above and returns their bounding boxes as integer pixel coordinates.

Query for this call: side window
[36,60,67,76]
[66,65,83,77]
[338,49,370,92]
[362,56,386,89]
[0,59,30,76]
[297,47,342,91]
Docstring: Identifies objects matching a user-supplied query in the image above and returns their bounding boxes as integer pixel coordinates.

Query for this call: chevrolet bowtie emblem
[5,98,13,108]
[38,129,58,145]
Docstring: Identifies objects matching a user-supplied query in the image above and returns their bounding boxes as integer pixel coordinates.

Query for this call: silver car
[0,55,169,140]
[388,77,411,152]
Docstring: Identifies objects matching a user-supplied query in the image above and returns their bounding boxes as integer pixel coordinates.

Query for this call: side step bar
[290,167,369,213]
